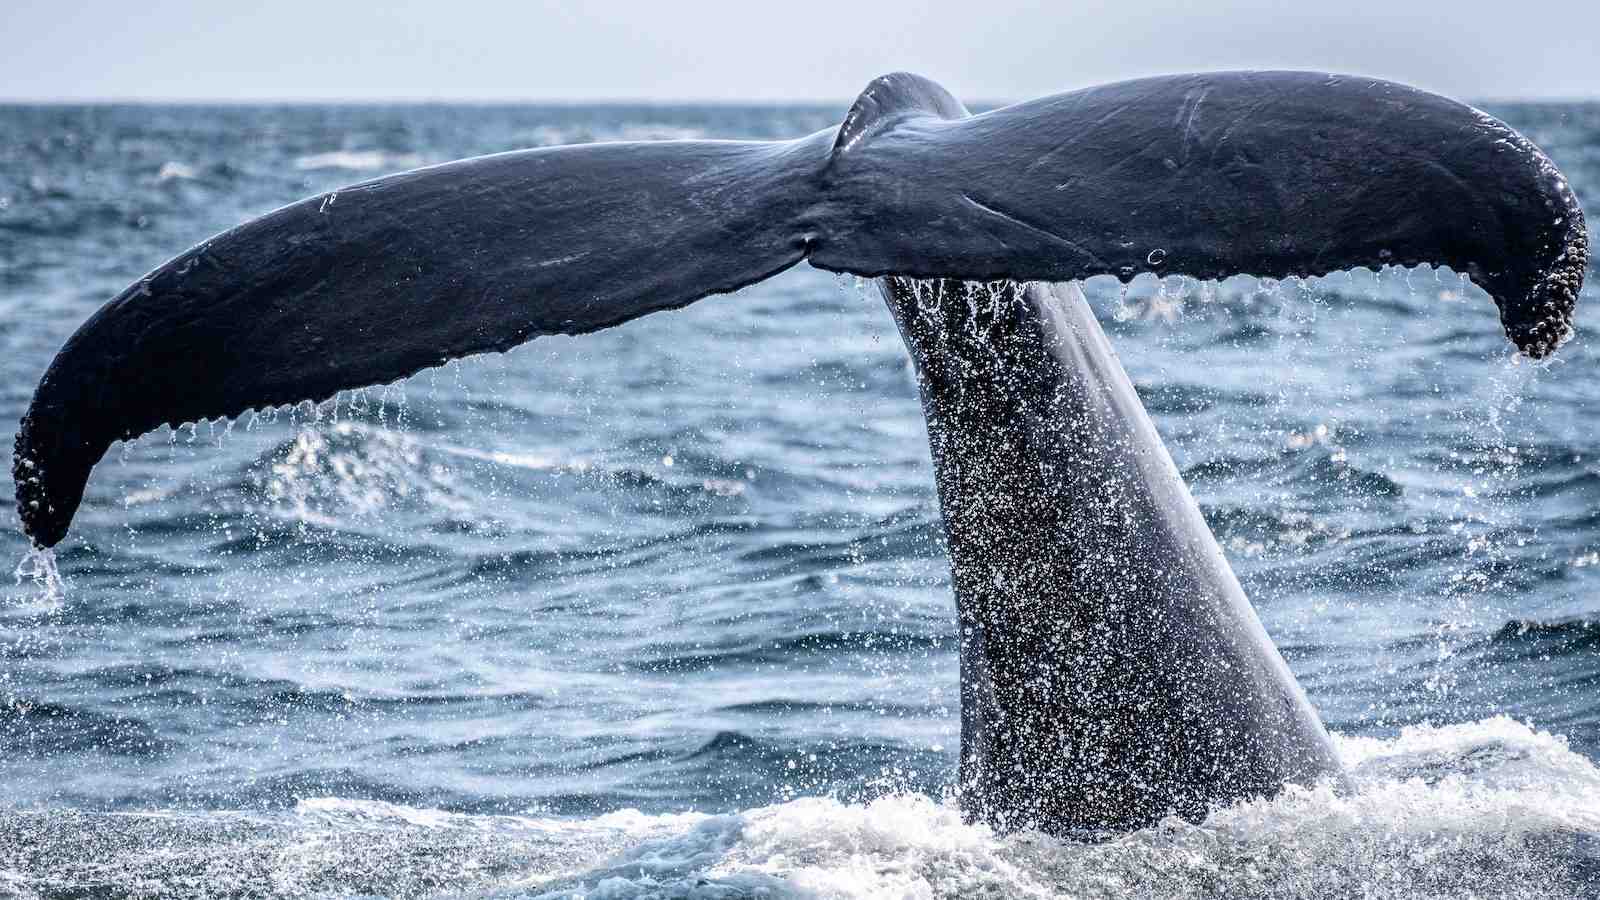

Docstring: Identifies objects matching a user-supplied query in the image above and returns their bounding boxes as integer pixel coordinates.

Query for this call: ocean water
[0,100,1598,898]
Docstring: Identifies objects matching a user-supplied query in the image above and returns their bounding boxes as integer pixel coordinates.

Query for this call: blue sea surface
[0,101,1598,897]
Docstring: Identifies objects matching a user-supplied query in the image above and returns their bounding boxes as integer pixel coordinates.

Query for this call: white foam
[542,717,1600,898]
[156,161,198,182]
[293,150,424,172]
[4,717,1596,898]
[521,124,708,148]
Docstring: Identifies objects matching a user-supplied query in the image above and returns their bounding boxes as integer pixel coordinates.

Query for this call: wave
[1492,617,1600,658]
[0,717,1594,898]
[631,628,951,673]
[0,696,168,757]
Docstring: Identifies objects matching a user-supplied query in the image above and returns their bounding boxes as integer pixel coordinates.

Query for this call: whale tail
[13,70,1586,547]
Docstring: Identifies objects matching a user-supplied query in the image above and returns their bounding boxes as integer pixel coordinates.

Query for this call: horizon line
[4,92,1599,107]
[1,95,857,107]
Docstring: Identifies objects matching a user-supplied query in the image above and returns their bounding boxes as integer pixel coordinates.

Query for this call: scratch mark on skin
[1024,134,1082,174]
[1207,99,1274,169]
[1178,87,1210,165]
[1022,102,1135,175]
[961,193,1108,270]
[532,252,591,269]
[1018,91,1091,175]
[319,193,337,213]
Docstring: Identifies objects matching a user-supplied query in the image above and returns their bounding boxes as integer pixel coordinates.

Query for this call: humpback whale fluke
[12,71,1586,835]
[13,71,1585,549]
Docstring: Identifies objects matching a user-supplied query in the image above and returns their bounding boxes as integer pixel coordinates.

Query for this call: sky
[3,0,1598,103]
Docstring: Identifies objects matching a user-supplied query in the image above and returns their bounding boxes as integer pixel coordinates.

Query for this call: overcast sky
[4,0,1597,103]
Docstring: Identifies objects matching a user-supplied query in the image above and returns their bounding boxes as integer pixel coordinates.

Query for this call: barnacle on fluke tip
[1511,212,1586,358]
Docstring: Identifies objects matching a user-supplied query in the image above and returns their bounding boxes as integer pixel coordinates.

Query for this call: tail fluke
[14,71,1586,547]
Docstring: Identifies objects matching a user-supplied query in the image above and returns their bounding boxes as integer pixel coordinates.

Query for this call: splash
[11,544,65,606]
[0,718,1595,899]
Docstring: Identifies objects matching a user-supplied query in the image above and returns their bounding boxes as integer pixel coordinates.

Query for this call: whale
[11,71,1587,835]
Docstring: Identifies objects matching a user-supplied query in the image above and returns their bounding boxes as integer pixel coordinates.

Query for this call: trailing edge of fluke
[12,70,1590,549]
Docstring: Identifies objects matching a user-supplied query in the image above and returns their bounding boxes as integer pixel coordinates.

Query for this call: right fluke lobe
[813,73,1587,361]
